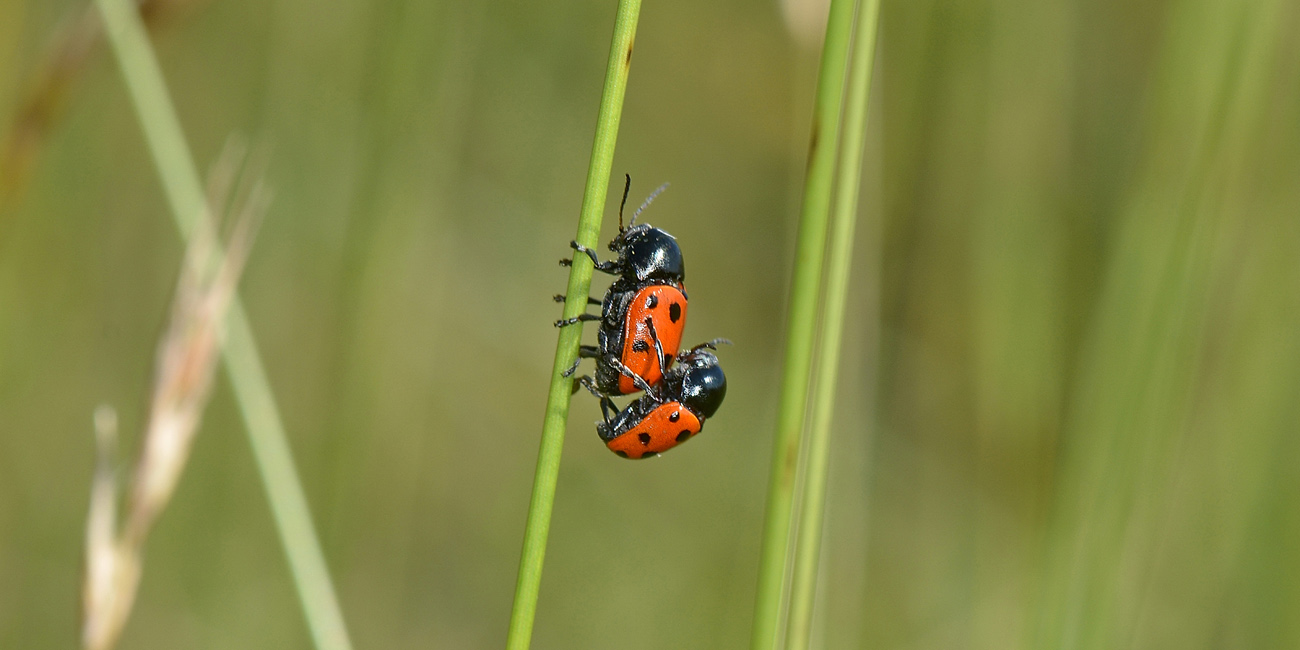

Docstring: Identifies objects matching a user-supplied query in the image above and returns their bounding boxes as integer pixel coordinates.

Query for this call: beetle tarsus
[570,240,619,273]
[554,313,600,327]
[562,358,582,378]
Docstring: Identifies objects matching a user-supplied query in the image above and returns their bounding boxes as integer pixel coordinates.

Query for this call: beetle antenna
[617,174,632,233]
[628,182,670,229]
[692,338,733,353]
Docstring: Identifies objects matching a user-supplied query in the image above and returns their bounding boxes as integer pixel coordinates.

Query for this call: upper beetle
[561,174,684,289]
[556,175,689,394]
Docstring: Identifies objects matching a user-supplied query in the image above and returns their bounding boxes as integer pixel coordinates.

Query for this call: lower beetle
[577,337,728,460]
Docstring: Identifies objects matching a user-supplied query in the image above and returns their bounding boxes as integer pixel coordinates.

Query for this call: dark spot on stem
[781,438,800,485]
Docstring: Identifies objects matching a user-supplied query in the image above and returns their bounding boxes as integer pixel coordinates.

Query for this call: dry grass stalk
[81,143,267,650]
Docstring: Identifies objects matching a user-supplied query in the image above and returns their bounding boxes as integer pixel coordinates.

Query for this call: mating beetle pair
[554,176,729,459]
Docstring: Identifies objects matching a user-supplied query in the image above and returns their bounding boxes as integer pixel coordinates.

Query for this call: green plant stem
[750,1,859,648]
[93,1,353,649]
[504,1,641,648]
[783,0,881,646]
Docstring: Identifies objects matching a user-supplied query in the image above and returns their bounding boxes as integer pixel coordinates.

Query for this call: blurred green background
[1,0,1298,648]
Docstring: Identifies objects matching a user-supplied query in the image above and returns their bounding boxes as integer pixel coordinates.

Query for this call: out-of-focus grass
[783,0,881,647]
[1,0,1298,648]
[750,0,857,646]
[1033,1,1295,648]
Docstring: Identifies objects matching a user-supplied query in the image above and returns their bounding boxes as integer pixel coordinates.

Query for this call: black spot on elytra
[676,430,691,442]
[669,411,680,422]
[633,339,649,352]
[615,450,629,458]
[637,432,651,445]
[640,451,657,459]
[669,303,681,322]
[647,294,658,309]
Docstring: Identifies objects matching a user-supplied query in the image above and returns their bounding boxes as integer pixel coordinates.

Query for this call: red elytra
[605,401,702,459]
[615,284,688,393]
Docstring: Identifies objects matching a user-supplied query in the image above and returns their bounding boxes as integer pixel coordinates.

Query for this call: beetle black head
[614,225,685,284]
[608,176,683,283]
[676,349,726,419]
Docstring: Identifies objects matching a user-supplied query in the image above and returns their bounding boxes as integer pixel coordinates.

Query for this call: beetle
[554,175,688,394]
[577,338,729,459]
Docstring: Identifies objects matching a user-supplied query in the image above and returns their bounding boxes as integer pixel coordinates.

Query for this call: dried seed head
[82,139,268,650]
[83,405,140,650]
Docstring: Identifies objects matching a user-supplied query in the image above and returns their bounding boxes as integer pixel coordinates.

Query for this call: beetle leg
[562,358,582,377]
[553,294,601,306]
[572,375,616,425]
[561,345,604,377]
[643,317,670,374]
[597,394,617,424]
[571,374,602,397]
[565,241,620,274]
[605,354,659,399]
[554,313,600,327]
[562,346,600,377]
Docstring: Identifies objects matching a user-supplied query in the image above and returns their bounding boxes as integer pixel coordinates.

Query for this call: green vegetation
[0,0,1297,648]
[749,1,857,646]
[505,1,641,648]
[783,0,881,647]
